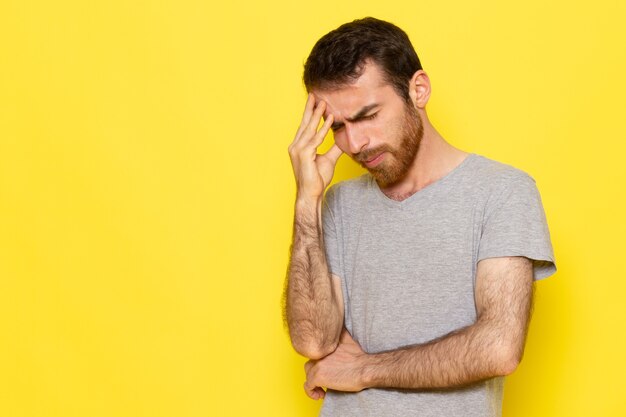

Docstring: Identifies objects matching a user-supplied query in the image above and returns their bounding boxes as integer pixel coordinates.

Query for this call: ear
[408,70,431,109]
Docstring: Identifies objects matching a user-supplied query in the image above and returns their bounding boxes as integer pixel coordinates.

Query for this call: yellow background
[1,0,625,416]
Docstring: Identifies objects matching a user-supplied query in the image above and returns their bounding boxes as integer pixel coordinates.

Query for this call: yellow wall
[1,1,625,416]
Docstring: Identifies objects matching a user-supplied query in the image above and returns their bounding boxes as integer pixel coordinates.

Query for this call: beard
[355,103,424,188]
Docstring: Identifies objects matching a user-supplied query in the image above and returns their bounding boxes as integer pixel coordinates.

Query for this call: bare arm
[304,256,534,397]
[363,256,534,388]
[284,93,344,360]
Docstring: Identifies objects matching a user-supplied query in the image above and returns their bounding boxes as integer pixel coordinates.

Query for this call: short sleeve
[321,185,342,278]
[477,173,557,280]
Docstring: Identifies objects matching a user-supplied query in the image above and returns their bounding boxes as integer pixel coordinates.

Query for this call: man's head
[303,17,423,103]
[303,18,429,188]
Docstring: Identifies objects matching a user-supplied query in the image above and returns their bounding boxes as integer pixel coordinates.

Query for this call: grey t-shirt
[320,153,556,417]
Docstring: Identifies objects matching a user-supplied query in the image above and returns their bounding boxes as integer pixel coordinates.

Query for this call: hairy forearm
[358,258,533,390]
[285,197,342,359]
[362,318,522,390]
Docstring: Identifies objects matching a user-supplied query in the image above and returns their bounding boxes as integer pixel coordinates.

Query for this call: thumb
[323,143,343,165]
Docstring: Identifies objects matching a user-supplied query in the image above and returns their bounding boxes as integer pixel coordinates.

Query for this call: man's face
[313,62,424,188]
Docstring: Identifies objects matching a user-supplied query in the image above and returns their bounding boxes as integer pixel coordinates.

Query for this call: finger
[313,386,326,399]
[322,143,344,165]
[304,380,326,400]
[304,114,334,151]
[304,360,314,373]
[298,100,327,145]
[294,93,316,143]
[301,93,316,128]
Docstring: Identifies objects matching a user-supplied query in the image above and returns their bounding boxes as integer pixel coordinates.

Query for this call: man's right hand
[284,93,345,361]
[288,93,343,201]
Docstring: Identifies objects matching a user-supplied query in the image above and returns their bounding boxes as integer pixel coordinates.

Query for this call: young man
[285,17,556,417]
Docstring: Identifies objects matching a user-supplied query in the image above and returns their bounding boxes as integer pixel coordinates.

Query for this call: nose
[345,124,369,155]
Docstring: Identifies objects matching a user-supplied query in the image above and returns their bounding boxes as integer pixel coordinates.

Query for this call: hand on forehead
[311,61,394,120]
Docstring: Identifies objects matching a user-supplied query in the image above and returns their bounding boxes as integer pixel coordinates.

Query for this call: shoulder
[464,155,548,224]
[467,154,538,197]
[471,154,535,183]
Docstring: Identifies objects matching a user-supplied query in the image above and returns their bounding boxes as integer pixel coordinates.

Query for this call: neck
[379,113,469,200]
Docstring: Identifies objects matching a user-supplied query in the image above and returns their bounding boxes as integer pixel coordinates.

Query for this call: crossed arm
[290,254,535,399]
[361,256,535,389]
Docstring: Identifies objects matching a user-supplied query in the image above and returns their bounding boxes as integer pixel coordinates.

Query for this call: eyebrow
[330,103,379,130]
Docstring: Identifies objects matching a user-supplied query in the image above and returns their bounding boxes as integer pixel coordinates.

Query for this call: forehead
[313,63,397,119]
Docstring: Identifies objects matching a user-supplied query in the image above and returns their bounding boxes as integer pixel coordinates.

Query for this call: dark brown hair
[303,17,423,102]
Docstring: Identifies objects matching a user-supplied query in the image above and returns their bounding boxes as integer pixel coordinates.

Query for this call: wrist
[295,194,323,218]
[294,194,324,230]
[358,352,379,390]
[295,192,323,207]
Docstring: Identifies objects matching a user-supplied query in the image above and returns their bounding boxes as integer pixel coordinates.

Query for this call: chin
[369,165,405,188]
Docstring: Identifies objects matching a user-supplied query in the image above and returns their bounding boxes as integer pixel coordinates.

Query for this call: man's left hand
[303,328,369,400]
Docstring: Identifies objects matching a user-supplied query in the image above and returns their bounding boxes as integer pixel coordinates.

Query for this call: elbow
[291,338,338,360]
[493,344,523,376]
[499,355,521,376]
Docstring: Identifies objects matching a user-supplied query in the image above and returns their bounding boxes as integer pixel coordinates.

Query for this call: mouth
[363,152,385,168]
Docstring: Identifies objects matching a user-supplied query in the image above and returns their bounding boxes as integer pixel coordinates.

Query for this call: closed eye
[331,112,378,132]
